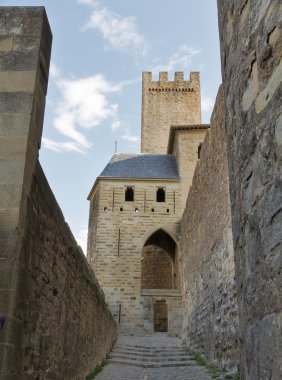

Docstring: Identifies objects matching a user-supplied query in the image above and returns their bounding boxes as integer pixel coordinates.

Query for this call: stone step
[112,350,189,358]
[113,346,186,353]
[110,353,193,362]
[115,343,182,350]
[114,344,183,352]
[108,358,197,368]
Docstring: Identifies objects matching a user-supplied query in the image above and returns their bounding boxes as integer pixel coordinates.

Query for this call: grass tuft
[85,360,107,380]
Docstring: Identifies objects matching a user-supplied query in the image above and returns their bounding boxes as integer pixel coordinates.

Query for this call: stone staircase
[108,341,195,368]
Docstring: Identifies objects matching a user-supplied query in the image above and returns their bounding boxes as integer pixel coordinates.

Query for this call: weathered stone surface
[9,162,117,380]
[88,71,208,336]
[141,72,201,154]
[217,0,282,378]
[169,126,209,212]
[87,178,183,335]
[181,87,238,371]
[141,245,173,289]
[0,7,117,379]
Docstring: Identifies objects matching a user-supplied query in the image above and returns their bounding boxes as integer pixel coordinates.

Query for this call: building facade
[87,72,208,335]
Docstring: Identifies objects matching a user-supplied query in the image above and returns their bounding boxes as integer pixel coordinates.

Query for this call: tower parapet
[141,71,201,154]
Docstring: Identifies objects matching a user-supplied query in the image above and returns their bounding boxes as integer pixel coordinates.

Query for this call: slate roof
[99,153,180,180]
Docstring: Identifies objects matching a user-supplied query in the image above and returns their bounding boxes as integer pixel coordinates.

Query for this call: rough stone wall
[181,87,238,371]
[170,128,209,212]
[141,245,173,289]
[87,183,100,269]
[87,179,182,334]
[20,162,116,380]
[141,71,201,154]
[217,1,282,378]
[0,7,53,376]
[0,7,117,379]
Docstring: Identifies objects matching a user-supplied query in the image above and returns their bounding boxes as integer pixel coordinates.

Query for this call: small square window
[104,207,108,211]
[151,208,155,212]
[120,207,123,212]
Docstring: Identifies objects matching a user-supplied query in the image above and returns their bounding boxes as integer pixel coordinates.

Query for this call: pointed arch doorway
[141,229,179,332]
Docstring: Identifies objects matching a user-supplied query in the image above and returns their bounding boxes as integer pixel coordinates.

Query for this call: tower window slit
[156,188,165,202]
[125,187,134,202]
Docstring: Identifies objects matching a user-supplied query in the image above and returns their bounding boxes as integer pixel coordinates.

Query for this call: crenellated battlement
[142,71,200,90]
[141,71,201,154]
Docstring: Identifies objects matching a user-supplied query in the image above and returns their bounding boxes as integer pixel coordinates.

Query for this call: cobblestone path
[94,333,213,380]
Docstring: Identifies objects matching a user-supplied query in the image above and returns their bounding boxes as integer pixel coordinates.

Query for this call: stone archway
[141,229,177,290]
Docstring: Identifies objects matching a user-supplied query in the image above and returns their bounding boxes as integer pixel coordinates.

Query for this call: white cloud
[150,45,201,73]
[201,94,214,113]
[78,0,97,4]
[44,73,124,153]
[49,62,61,79]
[122,132,140,143]
[79,1,148,56]
[111,120,122,130]
[42,137,86,153]
[75,227,88,255]
[44,68,139,153]
[54,74,121,145]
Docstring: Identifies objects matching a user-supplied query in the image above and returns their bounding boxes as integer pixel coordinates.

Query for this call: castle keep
[87,72,208,335]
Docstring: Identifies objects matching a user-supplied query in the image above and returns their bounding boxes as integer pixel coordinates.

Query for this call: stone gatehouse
[87,72,209,335]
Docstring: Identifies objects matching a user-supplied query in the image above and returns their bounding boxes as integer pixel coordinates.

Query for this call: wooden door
[154,300,168,332]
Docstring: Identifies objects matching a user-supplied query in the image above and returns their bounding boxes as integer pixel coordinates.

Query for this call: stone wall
[0,7,53,377]
[0,7,117,379]
[87,179,182,334]
[217,1,282,378]
[181,86,238,371]
[169,126,209,213]
[141,71,201,154]
[19,161,116,380]
[141,245,173,289]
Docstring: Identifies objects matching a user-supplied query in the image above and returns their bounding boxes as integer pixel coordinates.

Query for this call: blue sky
[3,0,222,252]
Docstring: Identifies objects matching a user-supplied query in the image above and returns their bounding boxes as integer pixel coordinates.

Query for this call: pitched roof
[87,153,180,199]
[99,153,180,180]
[167,124,210,153]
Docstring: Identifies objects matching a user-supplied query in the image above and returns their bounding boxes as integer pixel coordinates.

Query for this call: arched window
[156,187,165,202]
[125,187,134,202]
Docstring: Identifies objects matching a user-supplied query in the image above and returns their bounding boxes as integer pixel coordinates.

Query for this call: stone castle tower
[141,71,201,153]
[87,71,208,335]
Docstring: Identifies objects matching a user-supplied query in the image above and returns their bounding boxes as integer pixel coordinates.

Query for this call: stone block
[0,71,36,92]
[0,49,39,72]
[0,136,28,158]
[0,157,25,185]
[0,183,22,209]
[0,113,30,137]
[0,36,13,51]
[0,208,19,230]
[0,93,33,114]
[0,7,46,36]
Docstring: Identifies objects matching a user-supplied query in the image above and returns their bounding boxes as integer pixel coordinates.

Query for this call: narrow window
[156,187,165,202]
[125,187,134,202]
[120,207,123,212]
[119,304,121,324]
[151,208,155,213]
[198,143,202,159]
[118,228,120,257]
